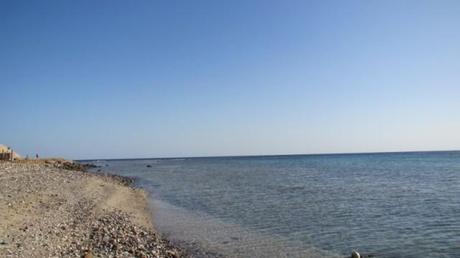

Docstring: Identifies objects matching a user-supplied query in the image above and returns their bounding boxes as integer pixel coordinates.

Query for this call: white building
[0,144,21,160]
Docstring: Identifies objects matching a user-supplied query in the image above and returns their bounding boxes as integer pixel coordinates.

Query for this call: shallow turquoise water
[85,151,460,257]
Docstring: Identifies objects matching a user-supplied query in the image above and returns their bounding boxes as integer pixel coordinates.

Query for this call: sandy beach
[0,160,183,258]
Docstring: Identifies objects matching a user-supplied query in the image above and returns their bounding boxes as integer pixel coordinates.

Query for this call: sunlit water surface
[84,151,460,257]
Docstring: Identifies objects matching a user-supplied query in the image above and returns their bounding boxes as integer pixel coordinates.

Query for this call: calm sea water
[84,151,460,257]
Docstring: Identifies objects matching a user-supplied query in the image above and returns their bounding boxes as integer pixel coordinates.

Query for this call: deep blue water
[84,151,460,257]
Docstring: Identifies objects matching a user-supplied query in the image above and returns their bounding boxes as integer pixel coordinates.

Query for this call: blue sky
[1,0,459,159]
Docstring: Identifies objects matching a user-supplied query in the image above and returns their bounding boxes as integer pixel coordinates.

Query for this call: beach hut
[0,144,21,161]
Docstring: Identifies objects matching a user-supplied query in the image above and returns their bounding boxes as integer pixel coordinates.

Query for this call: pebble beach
[0,160,184,258]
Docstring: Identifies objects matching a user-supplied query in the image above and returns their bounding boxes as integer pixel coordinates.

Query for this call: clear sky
[1,0,459,159]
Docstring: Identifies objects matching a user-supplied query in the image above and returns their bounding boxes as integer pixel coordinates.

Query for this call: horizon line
[77,149,460,161]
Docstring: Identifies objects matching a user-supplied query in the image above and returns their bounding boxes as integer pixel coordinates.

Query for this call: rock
[0,240,6,245]
[351,250,361,258]
[146,165,152,168]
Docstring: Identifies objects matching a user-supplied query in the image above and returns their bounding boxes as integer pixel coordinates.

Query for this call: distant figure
[36,154,39,159]
[26,155,29,160]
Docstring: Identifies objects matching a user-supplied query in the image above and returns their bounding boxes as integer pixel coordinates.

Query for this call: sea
[82,151,460,258]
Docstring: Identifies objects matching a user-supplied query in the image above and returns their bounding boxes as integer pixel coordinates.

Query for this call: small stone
[83,250,94,258]
[351,250,361,258]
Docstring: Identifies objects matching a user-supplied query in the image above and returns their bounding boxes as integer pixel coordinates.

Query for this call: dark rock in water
[49,160,96,171]
[146,165,152,168]
[349,251,375,258]
[351,250,361,258]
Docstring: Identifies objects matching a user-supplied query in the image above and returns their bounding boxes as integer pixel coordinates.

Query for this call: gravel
[0,160,185,258]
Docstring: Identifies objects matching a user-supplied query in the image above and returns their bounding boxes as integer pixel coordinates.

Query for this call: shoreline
[0,159,184,257]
